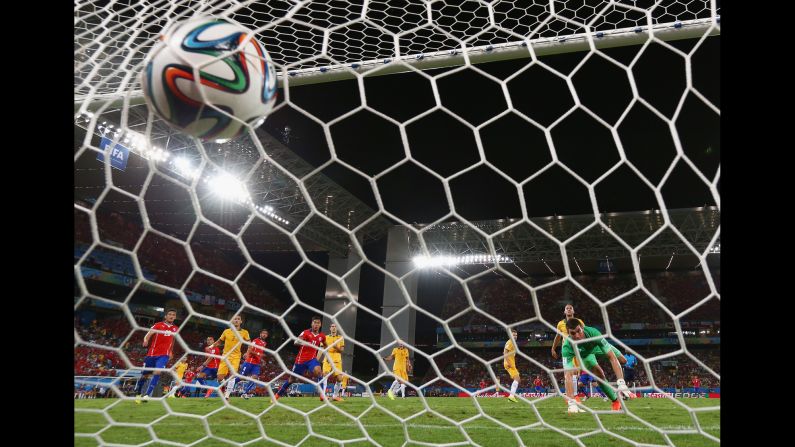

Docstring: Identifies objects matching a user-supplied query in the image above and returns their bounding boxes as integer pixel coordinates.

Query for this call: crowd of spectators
[75,318,129,376]
[75,208,286,313]
[441,271,719,334]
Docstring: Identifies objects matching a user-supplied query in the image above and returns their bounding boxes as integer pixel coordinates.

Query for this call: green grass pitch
[75,396,719,446]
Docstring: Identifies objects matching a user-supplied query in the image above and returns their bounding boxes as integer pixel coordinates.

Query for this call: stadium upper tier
[439,272,719,329]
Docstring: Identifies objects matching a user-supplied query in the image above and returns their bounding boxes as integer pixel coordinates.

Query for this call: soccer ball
[141,17,278,142]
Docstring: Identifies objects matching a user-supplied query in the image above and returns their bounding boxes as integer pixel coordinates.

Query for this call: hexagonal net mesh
[74,1,720,446]
[75,0,719,101]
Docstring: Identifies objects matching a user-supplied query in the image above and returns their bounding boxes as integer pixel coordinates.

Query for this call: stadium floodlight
[208,173,249,203]
[412,256,430,268]
[172,156,197,180]
[413,254,514,268]
[81,110,295,228]
[152,147,168,162]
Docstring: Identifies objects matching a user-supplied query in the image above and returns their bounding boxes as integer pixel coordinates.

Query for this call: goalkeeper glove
[616,379,636,399]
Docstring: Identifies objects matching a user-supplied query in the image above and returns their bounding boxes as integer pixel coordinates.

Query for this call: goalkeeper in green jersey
[561,319,636,413]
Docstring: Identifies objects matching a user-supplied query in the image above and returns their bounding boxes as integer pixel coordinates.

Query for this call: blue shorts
[579,374,593,385]
[240,362,261,377]
[292,358,322,377]
[534,386,542,392]
[143,355,169,370]
[201,367,218,379]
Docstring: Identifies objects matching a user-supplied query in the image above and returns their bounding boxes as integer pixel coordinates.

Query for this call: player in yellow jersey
[339,372,350,397]
[384,341,411,399]
[208,315,250,399]
[503,329,521,403]
[551,305,585,360]
[321,323,345,402]
[551,304,585,408]
[168,359,189,398]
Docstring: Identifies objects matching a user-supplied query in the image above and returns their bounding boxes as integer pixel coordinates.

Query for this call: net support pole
[322,250,362,374]
[380,226,418,361]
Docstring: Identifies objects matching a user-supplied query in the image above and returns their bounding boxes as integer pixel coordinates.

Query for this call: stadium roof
[409,207,719,276]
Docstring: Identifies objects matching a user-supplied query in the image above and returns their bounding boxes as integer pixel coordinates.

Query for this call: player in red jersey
[135,309,179,403]
[236,329,269,399]
[533,376,544,393]
[274,316,327,400]
[196,336,221,398]
[177,369,196,398]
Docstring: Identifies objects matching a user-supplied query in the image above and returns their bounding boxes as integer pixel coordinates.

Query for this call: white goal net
[75,1,720,446]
